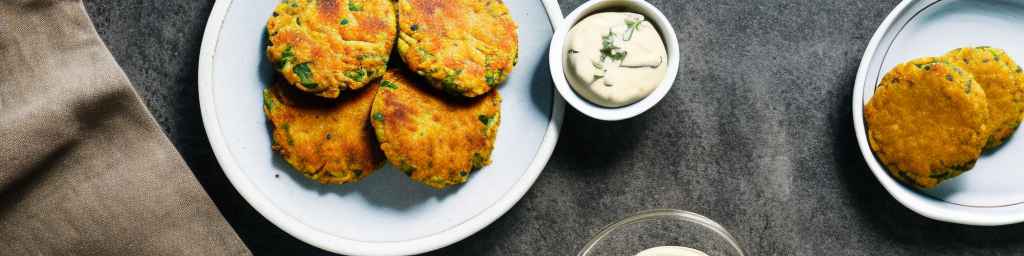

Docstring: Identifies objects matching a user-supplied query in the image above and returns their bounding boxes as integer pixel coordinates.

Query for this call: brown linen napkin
[0,1,250,255]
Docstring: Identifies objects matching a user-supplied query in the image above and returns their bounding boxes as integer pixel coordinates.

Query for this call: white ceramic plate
[198,1,564,255]
[854,0,1024,226]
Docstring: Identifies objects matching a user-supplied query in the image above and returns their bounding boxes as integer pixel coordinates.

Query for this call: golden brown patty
[264,80,385,184]
[396,0,518,97]
[865,57,990,188]
[267,0,397,98]
[945,46,1024,149]
[370,69,501,189]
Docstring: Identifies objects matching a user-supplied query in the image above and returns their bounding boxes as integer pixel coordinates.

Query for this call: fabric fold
[0,0,250,255]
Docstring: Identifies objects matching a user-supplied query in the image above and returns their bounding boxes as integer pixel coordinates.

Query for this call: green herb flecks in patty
[398,161,415,175]
[282,123,295,146]
[484,69,501,86]
[346,68,367,82]
[277,46,295,70]
[262,90,276,111]
[380,80,399,89]
[348,0,362,11]
[478,114,496,126]
[442,70,463,94]
[356,54,385,62]
[416,47,434,59]
[293,63,318,89]
[471,153,486,169]
[478,114,497,135]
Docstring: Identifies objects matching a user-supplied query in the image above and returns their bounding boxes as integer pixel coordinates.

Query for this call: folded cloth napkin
[0,1,250,255]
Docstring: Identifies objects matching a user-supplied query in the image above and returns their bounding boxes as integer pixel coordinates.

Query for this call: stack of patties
[865,47,1024,188]
[262,0,518,189]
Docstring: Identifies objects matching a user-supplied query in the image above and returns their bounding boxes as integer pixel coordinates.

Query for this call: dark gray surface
[83,0,1024,255]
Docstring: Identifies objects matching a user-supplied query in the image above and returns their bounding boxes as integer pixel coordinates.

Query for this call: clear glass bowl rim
[577,209,746,256]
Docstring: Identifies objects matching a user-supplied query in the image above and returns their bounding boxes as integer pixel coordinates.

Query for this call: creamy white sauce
[565,12,668,107]
[634,246,710,256]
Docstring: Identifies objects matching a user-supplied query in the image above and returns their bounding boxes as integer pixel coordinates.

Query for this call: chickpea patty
[396,0,518,97]
[264,80,385,184]
[370,69,501,189]
[945,46,1024,149]
[865,57,990,188]
[267,0,397,98]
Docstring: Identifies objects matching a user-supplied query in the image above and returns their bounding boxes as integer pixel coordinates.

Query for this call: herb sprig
[600,30,627,62]
[623,18,642,41]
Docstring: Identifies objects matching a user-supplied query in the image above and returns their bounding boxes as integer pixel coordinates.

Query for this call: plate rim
[197,0,566,255]
[853,0,1024,226]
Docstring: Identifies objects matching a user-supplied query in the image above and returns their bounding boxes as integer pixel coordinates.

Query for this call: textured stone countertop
[84,0,1024,255]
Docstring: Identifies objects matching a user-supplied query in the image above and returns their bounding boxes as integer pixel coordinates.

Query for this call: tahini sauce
[565,12,668,107]
[634,246,710,256]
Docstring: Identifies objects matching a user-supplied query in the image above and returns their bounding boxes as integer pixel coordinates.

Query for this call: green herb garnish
[372,112,384,121]
[591,59,606,81]
[600,30,627,62]
[623,18,642,41]
[340,18,349,25]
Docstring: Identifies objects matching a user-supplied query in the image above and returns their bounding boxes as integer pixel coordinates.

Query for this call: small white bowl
[549,0,680,121]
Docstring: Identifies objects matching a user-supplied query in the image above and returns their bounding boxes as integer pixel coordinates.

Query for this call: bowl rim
[852,0,1024,226]
[549,0,681,121]
[577,209,746,256]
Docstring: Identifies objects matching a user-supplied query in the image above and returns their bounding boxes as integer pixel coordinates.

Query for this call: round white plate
[854,0,1024,226]
[198,1,564,255]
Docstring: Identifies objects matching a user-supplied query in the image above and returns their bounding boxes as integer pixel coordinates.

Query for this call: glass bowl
[578,209,745,256]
